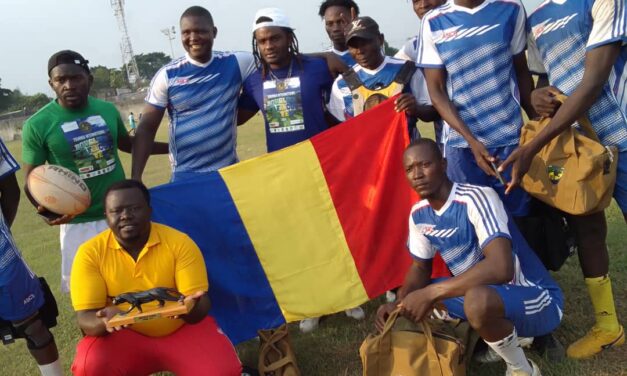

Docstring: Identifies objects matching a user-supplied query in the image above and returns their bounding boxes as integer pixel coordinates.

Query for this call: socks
[585,275,619,333]
[38,359,62,376]
[485,328,532,374]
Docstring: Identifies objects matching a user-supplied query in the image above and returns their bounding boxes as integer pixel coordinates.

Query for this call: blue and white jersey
[0,139,28,287]
[528,0,627,151]
[418,0,527,148]
[328,56,431,121]
[329,47,357,67]
[408,183,559,290]
[146,51,255,174]
[396,35,422,63]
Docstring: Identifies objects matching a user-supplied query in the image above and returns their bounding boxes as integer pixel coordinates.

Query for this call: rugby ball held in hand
[27,165,91,216]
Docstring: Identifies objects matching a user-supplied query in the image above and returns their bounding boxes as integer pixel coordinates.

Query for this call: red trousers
[72,316,241,376]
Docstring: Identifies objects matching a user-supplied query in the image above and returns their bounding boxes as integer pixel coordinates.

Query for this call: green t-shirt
[22,96,128,224]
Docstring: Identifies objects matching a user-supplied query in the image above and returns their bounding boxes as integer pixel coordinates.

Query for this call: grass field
[0,116,625,375]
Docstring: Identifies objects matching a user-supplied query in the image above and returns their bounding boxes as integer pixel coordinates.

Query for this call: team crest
[547,165,564,184]
[275,80,288,92]
[78,121,92,132]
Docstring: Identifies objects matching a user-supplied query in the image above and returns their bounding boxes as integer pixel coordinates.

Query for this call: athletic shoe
[385,290,397,303]
[566,325,625,359]
[345,307,365,320]
[474,337,534,363]
[531,333,565,362]
[505,359,541,376]
[299,317,320,333]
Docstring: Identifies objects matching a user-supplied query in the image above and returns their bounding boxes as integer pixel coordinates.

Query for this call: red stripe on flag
[310,97,415,298]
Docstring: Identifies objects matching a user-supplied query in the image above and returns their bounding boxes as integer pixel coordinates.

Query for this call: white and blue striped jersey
[418,0,527,148]
[408,183,558,290]
[0,139,27,286]
[328,56,431,121]
[146,51,255,174]
[528,0,627,151]
[329,47,357,67]
[396,35,422,63]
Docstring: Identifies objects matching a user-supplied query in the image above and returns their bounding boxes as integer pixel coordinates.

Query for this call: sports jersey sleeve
[526,34,547,75]
[510,1,527,55]
[587,0,627,50]
[21,120,48,165]
[238,77,259,113]
[174,235,209,296]
[234,51,256,81]
[327,78,347,122]
[0,139,20,179]
[71,243,108,311]
[395,37,419,62]
[409,68,432,105]
[466,187,512,249]
[417,17,444,68]
[408,211,437,261]
[145,67,169,109]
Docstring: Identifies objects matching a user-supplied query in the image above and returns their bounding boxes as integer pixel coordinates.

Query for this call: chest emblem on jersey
[547,165,564,184]
[532,14,578,39]
[433,24,500,44]
[423,227,458,238]
[175,77,189,84]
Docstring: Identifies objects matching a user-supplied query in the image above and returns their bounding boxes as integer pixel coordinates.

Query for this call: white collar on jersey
[185,53,215,68]
[355,55,392,75]
[450,0,492,14]
[330,47,351,56]
[432,183,457,216]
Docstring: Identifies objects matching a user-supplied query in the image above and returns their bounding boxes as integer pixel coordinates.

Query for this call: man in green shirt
[21,50,166,293]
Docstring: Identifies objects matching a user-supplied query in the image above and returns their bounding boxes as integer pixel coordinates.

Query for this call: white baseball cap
[252,8,293,32]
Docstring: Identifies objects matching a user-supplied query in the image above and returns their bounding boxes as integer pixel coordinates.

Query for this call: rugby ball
[27,165,91,216]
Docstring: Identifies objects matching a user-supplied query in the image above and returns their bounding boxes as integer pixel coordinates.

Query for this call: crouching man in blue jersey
[377,139,563,376]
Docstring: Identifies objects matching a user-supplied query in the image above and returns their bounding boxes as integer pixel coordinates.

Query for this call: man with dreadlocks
[237,8,339,152]
[236,8,365,334]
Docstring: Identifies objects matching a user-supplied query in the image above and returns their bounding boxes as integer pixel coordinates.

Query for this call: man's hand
[468,139,497,177]
[375,302,398,333]
[498,145,535,194]
[96,306,126,333]
[37,206,75,226]
[399,287,436,323]
[174,291,205,320]
[531,86,562,117]
[394,94,419,116]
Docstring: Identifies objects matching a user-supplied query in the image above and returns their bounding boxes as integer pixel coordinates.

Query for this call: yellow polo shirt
[70,222,208,337]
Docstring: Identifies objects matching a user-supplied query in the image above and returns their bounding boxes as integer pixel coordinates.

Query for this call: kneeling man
[70,180,240,376]
[377,139,563,376]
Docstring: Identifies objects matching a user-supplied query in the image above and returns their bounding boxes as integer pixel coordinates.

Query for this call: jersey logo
[532,13,578,39]
[432,24,501,44]
[423,227,458,238]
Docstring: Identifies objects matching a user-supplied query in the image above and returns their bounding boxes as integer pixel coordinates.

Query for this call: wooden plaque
[107,299,194,328]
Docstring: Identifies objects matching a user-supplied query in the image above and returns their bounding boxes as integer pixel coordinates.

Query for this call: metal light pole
[161,26,176,58]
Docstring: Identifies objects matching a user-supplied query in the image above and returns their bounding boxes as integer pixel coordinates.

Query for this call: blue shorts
[445,145,531,217]
[614,150,627,213]
[0,257,44,321]
[436,281,563,338]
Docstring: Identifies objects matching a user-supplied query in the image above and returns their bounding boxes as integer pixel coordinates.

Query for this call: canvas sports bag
[360,308,470,376]
[258,324,301,376]
[519,94,618,215]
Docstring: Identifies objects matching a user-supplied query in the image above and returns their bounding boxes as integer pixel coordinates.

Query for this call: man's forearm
[131,121,159,180]
[397,262,432,300]
[76,311,107,337]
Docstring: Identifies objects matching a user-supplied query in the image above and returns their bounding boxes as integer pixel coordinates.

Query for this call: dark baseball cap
[346,16,381,44]
[47,50,90,76]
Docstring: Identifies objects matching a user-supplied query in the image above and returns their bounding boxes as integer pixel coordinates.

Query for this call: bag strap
[553,94,601,143]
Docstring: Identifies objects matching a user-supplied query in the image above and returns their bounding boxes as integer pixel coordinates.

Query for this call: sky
[0,0,543,96]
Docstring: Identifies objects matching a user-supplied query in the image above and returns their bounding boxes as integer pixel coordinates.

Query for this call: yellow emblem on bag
[547,166,564,184]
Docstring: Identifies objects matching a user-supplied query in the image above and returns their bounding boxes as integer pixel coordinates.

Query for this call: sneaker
[385,290,397,303]
[566,325,625,359]
[505,359,541,376]
[474,337,534,363]
[299,317,320,333]
[345,306,365,320]
[532,333,565,362]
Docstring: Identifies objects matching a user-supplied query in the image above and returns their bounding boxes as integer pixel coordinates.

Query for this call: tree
[91,66,112,92]
[134,52,171,80]
[0,79,12,112]
[384,41,399,57]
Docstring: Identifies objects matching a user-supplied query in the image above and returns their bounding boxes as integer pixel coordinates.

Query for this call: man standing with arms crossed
[501,0,626,358]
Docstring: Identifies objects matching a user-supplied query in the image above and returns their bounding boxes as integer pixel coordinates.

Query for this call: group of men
[1,0,625,375]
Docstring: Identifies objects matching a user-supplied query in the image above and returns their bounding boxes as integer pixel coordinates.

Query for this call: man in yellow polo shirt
[70,180,241,376]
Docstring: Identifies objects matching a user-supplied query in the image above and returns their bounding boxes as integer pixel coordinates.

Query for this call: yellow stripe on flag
[220,141,368,321]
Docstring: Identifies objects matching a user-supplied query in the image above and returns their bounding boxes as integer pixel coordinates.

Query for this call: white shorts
[59,219,108,293]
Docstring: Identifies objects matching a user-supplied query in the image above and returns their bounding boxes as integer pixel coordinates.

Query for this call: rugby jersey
[408,183,558,291]
[528,0,627,151]
[328,56,431,121]
[146,51,255,173]
[418,0,527,148]
[0,139,28,286]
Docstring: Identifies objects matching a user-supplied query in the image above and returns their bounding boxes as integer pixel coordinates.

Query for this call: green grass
[1,117,625,375]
